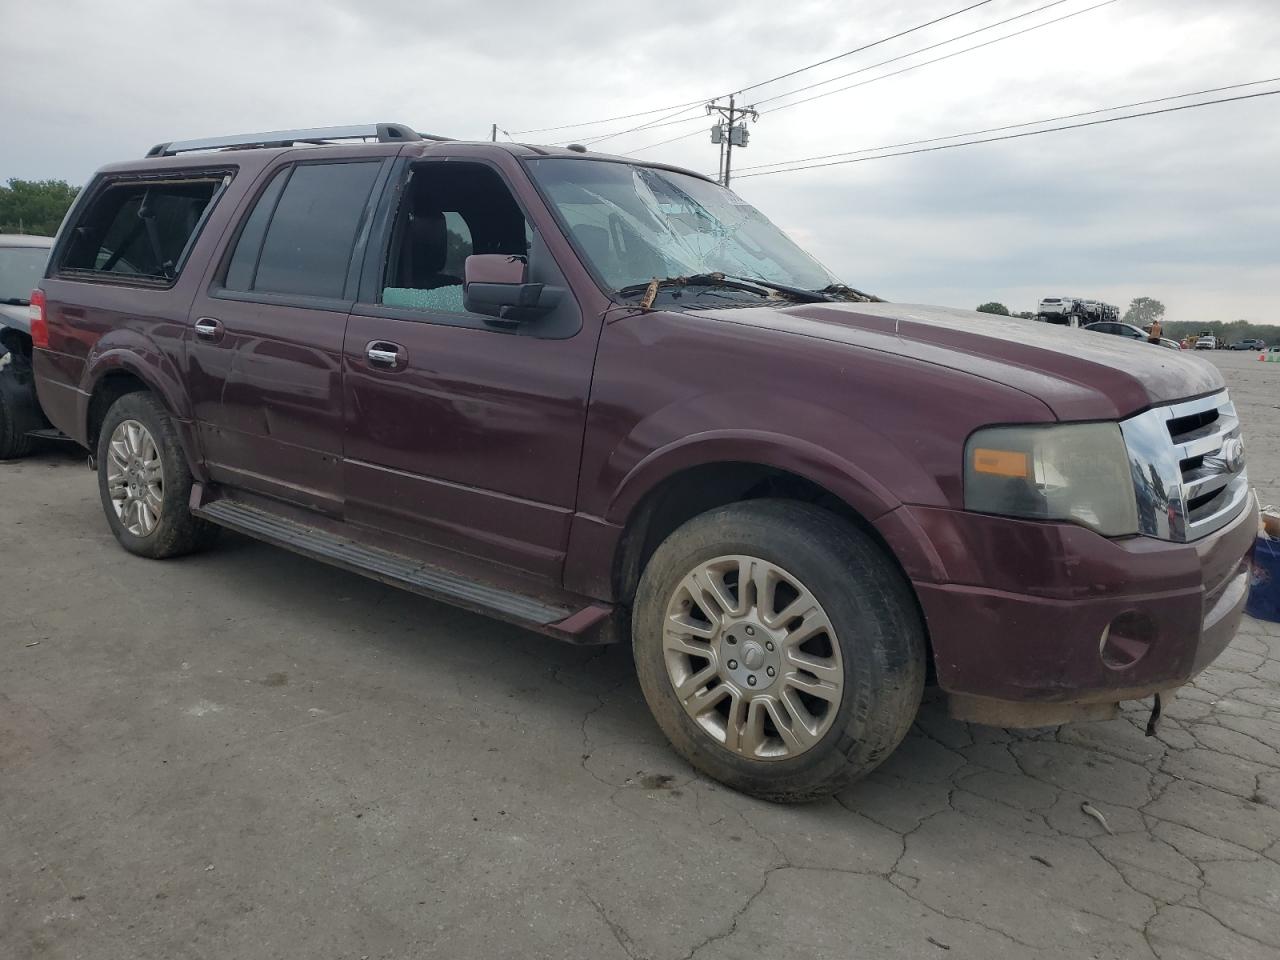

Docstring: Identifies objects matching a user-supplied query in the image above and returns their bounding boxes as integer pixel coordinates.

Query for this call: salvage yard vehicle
[1083,321,1181,350]
[1036,296,1078,324]
[0,234,56,458]
[30,123,1258,801]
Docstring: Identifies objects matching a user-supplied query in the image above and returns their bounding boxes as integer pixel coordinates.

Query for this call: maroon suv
[31,123,1256,801]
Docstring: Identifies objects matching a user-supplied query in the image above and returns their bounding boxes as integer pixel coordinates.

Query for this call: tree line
[0,179,80,236]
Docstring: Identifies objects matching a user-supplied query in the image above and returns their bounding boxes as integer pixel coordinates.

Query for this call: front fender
[607,427,900,526]
[598,390,947,526]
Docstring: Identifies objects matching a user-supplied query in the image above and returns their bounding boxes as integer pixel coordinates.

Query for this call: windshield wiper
[718,275,832,304]
[818,283,881,302]
[0,297,30,306]
[617,274,772,308]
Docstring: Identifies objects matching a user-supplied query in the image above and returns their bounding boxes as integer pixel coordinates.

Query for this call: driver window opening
[383,164,529,315]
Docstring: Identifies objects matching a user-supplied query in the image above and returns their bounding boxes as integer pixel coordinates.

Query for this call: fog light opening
[1100,611,1155,670]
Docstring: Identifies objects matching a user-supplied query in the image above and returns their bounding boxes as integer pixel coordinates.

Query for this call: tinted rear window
[61,177,226,282]
[226,161,380,299]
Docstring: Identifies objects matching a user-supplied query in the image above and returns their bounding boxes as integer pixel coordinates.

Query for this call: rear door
[188,155,390,514]
[340,156,599,581]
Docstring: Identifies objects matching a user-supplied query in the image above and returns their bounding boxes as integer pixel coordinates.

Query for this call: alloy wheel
[662,554,844,761]
[106,419,164,536]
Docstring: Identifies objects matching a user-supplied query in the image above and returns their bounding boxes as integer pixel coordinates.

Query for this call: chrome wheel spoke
[685,567,736,621]
[770,695,820,752]
[783,670,841,703]
[721,691,751,753]
[686,681,732,718]
[664,630,714,658]
[661,553,844,762]
[673,662,720,701]
[783,648,842,684]
[667,612,717,641]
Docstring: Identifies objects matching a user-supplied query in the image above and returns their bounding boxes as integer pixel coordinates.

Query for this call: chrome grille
[1119,391,1250,542]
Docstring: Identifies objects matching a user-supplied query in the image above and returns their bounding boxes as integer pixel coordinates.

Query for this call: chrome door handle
[194,317,223,341]
[366,344,402,367]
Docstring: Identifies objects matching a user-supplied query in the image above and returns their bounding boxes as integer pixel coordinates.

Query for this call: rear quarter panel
[33,156,271,447]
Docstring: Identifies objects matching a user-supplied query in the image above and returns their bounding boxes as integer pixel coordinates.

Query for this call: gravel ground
[2,350,1278,960]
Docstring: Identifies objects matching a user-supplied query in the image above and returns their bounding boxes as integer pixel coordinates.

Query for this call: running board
[192,498,573,627]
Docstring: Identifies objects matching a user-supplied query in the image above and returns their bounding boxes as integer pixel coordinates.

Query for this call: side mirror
[463,254,545,320]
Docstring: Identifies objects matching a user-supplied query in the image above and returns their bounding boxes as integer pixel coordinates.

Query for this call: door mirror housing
[463,254,546,321]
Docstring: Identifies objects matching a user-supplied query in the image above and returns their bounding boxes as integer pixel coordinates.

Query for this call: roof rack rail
[145,122,450,158]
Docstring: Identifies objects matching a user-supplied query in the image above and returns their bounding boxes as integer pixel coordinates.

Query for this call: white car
[1195,336,1217,350]
[1037,297,1077,325]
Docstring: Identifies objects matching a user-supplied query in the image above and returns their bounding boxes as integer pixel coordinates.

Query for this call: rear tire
[632,499,926,803]
[96,392,219,559]
[0,353,36,460]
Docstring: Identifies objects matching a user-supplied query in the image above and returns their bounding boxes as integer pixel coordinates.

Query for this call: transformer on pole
[707,95,758,188]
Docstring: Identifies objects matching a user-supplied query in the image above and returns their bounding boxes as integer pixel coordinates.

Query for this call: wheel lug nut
[765,641,774,651]
[745,626,755,636]
[766,666,775,677]
[747,676,757,686]
[727,659,738,670]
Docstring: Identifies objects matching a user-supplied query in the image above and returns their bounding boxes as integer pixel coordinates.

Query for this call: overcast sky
[3,0,1277,323]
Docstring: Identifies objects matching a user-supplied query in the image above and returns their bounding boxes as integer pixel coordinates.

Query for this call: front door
[341,158,598,581]
[187,156,389,514]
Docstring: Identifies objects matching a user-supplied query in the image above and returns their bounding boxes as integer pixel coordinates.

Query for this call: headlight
[964,423,1139,536]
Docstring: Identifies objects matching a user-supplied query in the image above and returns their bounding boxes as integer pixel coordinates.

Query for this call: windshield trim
[520,155,830,310]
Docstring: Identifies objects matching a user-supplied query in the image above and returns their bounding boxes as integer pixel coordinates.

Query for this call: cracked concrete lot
[2,351,1279,959]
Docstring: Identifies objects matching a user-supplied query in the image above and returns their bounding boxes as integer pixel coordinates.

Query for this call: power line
[737,0,998,95]
[514,0,1000,144]
[761,0,1118,117]
[753,0,1078,109]
[622,0,1115,156]
[733,88,1280,178]
[509,98,706,136]
[737,76,1280,172]
[623,127,708,156]
[571,104,708,147]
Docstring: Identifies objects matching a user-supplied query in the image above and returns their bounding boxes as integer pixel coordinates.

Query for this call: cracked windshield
[527,157,840,298]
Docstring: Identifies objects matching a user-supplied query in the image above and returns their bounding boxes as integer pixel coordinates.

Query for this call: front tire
[632,500,926,803]
[96,392,219,559]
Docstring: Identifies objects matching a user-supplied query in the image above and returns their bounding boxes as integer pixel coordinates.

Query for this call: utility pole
[707,96,758,188]
[491,123,498,142]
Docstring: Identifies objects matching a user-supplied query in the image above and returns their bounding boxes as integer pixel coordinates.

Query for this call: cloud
[1,0,1276,323]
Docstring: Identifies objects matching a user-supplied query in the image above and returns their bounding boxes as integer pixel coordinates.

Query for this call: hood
[0,302,29,335]
[706,301,1222,421]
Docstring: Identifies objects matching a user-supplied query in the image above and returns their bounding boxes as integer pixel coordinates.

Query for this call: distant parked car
[1195,336,1217,350]
[0,234,57,458]
[1229,339,1266,350]
[1084,321,1147,341]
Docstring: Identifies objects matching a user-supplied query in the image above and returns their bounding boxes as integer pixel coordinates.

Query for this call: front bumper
[901,492,1257,719]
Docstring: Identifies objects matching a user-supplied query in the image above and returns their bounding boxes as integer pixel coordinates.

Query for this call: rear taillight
[29,289,48,349]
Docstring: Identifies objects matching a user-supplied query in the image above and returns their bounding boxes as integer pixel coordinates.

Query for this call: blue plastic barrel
[1246,536,1280,622]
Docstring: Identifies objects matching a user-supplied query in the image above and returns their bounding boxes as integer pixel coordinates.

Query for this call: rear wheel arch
[85,370,156,454]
